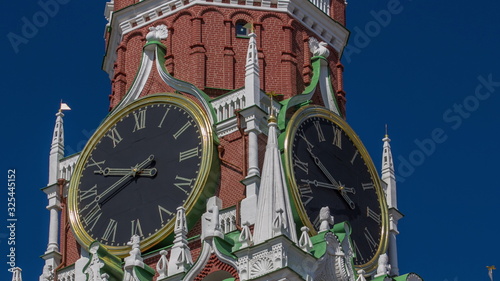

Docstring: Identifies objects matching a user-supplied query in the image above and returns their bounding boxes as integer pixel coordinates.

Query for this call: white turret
[11,267,22,281]
[381,127,403,276]
[240,26,267,226]
[48,110,65,185]
[41,103,70,281]
[253,115,297,244]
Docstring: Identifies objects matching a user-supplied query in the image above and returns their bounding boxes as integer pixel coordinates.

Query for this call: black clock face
[75,99,205,248]
[286,108,387,268]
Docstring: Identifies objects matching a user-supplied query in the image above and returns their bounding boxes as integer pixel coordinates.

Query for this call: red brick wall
[107,6,344,109]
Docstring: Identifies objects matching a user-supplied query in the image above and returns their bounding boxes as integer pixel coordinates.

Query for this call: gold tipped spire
[243,22,254,34]
[265,91,281,122]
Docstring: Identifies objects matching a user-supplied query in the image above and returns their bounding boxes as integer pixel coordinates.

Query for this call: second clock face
[284,106,388,270]
[69,94,216,255]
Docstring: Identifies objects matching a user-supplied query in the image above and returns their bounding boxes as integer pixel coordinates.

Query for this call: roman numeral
[353,240,364,262]
[173,121,192,139]
[298,183,314,206]
[158,108,170,128]
[133,109,147,132]
[179,147,199,162]
[313,121,326,142]
[364,227,378,252]
[106,127,123,148]
[102,219,118,242]
[293,153,308,174]
[131,219,144,238]
[87,157,105,169]
[158,205,174,224]
[83,204,102,231]
[362,182,374,190]
[366,206,381,224]
[350,150,359,164]
[332,126,342,149]
[298,131,314,149]
[174,175,194,194]
[313,213,322,230]
[79,184,98,201]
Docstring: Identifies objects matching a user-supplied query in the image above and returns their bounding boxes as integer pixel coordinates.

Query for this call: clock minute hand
[301,179,356,194]
[306,148,356,209]
[99,155,155,200]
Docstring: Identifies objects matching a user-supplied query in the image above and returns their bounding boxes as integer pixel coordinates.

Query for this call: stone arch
[229,10,254,24]
[194,254,239,281]
[257,13,286,26]
[198,6,226,18]
[171,10,194,24]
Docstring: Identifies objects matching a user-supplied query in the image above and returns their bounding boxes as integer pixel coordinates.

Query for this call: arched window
[235,21,249,37]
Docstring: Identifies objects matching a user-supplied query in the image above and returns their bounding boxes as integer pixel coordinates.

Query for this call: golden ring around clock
[282,105,389,272]
[67,93,219,256]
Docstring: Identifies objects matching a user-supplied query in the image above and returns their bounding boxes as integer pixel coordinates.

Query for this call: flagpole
[487,265,496,281]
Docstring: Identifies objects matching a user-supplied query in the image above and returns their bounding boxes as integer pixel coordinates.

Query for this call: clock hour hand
[306,148,356,209]
[301,179,356,194]
[97,167,157,177]
[98,155,155,203]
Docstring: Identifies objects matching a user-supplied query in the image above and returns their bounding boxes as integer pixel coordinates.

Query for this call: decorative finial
[265,91,282,121]
[487,265,496,281]
[385,124,389,138]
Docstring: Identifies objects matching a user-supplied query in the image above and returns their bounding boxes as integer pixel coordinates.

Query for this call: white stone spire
[11,267,22,281]
[253,116,297,244]
[381,127,402,276]
[382,126,396,209]
[245,29,260,109]
[168,206,193,276]
[240,27,266,227]
[48,111,65,185]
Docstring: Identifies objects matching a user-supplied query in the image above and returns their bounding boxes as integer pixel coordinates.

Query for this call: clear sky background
[1,0,499,280]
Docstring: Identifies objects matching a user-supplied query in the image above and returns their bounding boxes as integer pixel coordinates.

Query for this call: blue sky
[1,0,499,280]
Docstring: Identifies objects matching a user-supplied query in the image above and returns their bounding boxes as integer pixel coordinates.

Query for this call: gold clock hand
[301,179,356,194]
[99,155,154,199]
[101,167,157,177]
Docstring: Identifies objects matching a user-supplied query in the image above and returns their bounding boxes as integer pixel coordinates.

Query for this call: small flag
[487,265,496,281]
[243,22,254,34]
[60,102,71,111]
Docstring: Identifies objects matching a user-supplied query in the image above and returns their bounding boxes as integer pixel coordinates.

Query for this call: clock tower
[37,1,424,281]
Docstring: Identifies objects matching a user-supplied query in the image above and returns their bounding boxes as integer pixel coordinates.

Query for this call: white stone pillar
[46,205,60,252]
[247,128,260,177]
[388,232,399,276]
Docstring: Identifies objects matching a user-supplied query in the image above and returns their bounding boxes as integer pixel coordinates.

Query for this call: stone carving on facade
[356,270,367,281]
[299,226,313,252]
[201,197,224,240]
[319,206,335,232]
[156,250,168,279]
[145,24,168,42]
[239,221,254,248]
[123,235,155,281]
[375,253,391,277]
[85,243,105,281]
[42,264,54,281]
[313,232,355,281]
[309,37,330,58]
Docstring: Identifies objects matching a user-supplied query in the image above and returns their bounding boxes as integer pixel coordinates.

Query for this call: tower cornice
[103,0,349,78]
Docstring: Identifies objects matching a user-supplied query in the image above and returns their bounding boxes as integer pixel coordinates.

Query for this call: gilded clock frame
[282,105,389,272]
[68,93,219,256]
